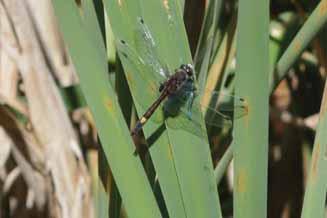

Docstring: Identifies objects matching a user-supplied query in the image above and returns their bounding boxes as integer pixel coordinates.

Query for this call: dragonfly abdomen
[131,91,169,136]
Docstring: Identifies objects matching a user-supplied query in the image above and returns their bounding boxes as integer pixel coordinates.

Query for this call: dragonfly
[117,17,246,138]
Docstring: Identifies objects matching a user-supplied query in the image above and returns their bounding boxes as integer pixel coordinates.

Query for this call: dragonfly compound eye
[180,64,193,75]
[185,64,194,76]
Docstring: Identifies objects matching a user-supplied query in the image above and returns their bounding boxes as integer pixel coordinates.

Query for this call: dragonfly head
[180,64,194,77]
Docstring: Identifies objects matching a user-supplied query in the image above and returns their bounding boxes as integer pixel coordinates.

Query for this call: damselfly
[117,17,246,137]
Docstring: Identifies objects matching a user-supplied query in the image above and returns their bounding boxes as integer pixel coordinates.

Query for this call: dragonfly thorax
[164,64,194,95]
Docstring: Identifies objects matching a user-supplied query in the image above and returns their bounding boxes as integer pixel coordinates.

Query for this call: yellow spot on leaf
[118,0,123,7]
[148,81,157,93]
[104,97,114,113]
[163,0,170,10]
[242,99,250,128]
[243,99,250,115]
[310,143,320,183]
[237,169,247,193]
[126,73,133,87]
[294,39,301,53]
[167,144,173,160]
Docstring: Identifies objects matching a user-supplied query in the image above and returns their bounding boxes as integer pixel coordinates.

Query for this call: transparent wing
[116,39,164,122]
[116,18,174,123]
[163,88,247,137]
[196,89,248,121]
[134,17,170,80]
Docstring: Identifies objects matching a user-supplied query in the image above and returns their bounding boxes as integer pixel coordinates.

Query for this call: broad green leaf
[52,0,162,217]
[105,0,222,217]
[234,0,270,217]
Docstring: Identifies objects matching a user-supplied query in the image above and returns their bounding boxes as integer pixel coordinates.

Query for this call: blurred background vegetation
[0,0,326,218]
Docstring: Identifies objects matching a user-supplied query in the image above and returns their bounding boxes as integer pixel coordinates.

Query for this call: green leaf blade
[234,0,270,217]
[52,1,162,217]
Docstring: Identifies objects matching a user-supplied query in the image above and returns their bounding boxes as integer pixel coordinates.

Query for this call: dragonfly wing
[134,17,171,80]
[164,95,209,140]
[116,39,146,76]
[162,91,228,140]
[164,88,247,130]
[116,39,165,123]
[184,91,234,129]
[196,89,248,120]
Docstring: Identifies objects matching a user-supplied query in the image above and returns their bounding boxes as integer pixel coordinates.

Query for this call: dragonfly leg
[159,83,164,92]
[186,92,195,120]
